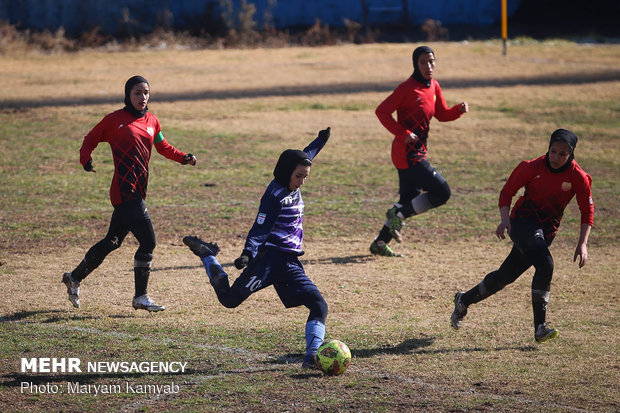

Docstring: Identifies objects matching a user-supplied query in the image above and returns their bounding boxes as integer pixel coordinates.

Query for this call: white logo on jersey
[282,196,293,206]
[147,127,154,136]
[256,213,266,224]
[118,124,124,129]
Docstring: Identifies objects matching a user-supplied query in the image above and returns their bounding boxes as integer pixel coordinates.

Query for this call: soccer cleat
[535,322,559,343]
[385,206,403,243]
[451,292,468,330]
[132,294,165,312]
[302,352,318,370]
[183,236,220,258]
[62,272,80,308]
[369,240,402,257]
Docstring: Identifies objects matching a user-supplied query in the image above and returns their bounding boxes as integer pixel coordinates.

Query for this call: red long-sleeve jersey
[499,155,594,241]
[80,109,186,206]
[376,77,463,169]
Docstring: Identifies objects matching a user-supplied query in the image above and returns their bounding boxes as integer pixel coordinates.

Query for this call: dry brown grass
[1,41,619,412]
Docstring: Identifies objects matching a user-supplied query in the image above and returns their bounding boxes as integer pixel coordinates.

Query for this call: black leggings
[468,218,554,305]
[72,199,156,281]
[397,159,451,218]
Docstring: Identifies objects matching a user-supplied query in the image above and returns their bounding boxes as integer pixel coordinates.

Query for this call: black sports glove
[183,153,196,165]
[234,250,252,270]
[83,159,95,172]
[317,127,330,141]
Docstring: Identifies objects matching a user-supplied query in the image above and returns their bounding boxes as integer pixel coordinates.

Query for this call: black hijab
[412,46,434,87]
[546,128,578,173]
[273,149,311,189]
[123,75,149,118]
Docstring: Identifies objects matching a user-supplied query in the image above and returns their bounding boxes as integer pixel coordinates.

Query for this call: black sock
[399,203,414,218]
[71,258,95,282]
[134,267,150,298]
[532,301,547,327]
[376,225,393,243]
[461,285,481,306]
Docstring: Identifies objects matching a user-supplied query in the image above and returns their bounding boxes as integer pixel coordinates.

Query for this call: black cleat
[183,236,220,258]
[535,322,559,343]
[451,292,468,330]
[302,352,319,370]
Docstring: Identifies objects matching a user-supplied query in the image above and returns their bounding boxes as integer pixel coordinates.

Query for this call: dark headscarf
[273,149,311,189]
[412,46,434,87]
[546,128,578,173]
[123,75,149,118]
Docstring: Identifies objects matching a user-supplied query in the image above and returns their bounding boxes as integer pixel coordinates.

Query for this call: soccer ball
[316,339,351,376]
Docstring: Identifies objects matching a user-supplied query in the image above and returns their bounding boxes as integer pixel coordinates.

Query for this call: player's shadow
[353,336,436,359]
[284,337,437,378]
[0,309,99,323]
[416,344,537,354]
[275,336,435,372]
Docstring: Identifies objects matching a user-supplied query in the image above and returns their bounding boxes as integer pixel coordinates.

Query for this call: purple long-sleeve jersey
[242,134,328,257]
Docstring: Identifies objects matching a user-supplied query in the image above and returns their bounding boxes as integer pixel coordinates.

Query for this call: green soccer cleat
[370,240,402,257]
[386,206,403,243]
[535,322,559,343]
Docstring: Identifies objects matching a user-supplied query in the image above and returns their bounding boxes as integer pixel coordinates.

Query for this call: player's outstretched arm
[303,127,330,160]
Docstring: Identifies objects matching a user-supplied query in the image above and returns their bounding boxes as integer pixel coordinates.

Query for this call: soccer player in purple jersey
[183,127,331,369]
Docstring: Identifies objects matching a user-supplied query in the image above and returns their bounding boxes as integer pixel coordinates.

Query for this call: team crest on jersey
[282,196,293,206]
[256,213,266,224]
[561,182,572,191]
[147,127,154,136]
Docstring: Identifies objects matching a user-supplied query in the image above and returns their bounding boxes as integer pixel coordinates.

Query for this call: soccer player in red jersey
[370,46,468,257]
[451,129,594,343]
[62,75,197,312]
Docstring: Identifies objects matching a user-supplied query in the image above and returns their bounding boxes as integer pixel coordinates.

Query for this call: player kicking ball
[184,127,331,369]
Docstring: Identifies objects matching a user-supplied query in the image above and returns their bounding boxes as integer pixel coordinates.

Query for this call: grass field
[1,40,619,412]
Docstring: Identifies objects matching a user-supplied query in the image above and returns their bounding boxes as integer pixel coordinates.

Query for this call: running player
[451,129,594,343]
[370,45,468,257]
[183,127,331,369]
[62,75,197,312]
